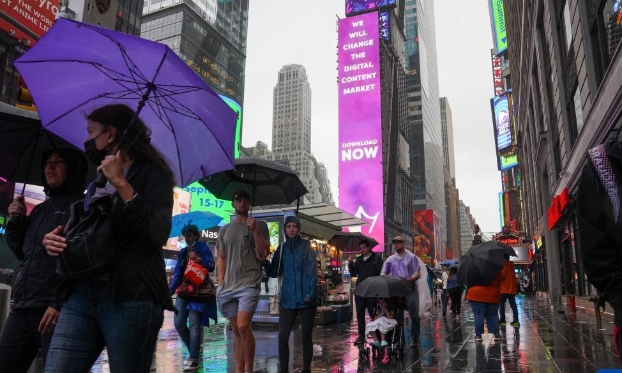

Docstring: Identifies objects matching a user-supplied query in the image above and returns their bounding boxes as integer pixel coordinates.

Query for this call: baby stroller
[353,275,411,362]
[359,296,406,362]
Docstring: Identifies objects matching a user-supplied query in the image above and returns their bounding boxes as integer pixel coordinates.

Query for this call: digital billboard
[499,189,523,232]
[379,11,390,41]
[346,0,396,16]
[413,209,435,264]
[0,0,57,45]
[181,95,241,224]
[492,92,516,156]
[338,12,384,251]
[491,0,508,53]
[499,153,518,170]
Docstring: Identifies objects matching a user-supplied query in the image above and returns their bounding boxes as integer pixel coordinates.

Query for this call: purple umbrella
[13,18,236,188]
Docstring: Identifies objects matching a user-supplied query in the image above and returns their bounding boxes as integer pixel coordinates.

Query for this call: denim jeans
[0,307,52,373]
[499,294,518,322]
[407,287,420,341]
[174,297,203,362]
[470,301,499,335]
[441,290,449,314]
[44,281,164,373]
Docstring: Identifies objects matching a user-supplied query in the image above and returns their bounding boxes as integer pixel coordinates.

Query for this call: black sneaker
[474,334,483,342]
[499,321,506,326]
[353,337,365,345]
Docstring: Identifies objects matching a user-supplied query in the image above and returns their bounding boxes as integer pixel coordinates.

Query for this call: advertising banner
[413,209,435,264]
[346,0,396,16]
[491,0,508,53]
[491,55,503,96]
[500,189,523,232]
[1,0,57,41]
[499,153,518,170]
[492,92,516,156]
[379,11,389,41]
[338,12,384,251]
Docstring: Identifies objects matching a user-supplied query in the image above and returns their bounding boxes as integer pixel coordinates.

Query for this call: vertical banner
[338,12,384,251]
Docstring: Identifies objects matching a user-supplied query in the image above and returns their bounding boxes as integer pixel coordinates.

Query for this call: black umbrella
[503,245,518,257]
[328,232,379,252]
[0,102,96,192]
[457,241,510,288]
[353,276,410,298]
[199,158,308,207]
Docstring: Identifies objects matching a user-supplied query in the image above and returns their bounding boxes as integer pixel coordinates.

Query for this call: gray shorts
[216,286,260,318]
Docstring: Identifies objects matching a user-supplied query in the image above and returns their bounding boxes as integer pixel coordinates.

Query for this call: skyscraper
[405,0,446,260]
[141,0,249,106]
[441,97,460,258]
[270,64,332,205]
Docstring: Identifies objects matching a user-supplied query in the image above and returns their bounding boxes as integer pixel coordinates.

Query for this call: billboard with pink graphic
[338,12,384,252]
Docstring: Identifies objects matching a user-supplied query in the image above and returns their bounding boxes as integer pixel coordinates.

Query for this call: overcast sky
[242,0,502,234]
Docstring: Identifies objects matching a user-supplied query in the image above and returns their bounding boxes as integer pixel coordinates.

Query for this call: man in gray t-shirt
[216,189,269,373]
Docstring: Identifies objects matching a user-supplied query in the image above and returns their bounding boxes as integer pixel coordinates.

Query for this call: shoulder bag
[178,248,215,303]
[57,195,118,279]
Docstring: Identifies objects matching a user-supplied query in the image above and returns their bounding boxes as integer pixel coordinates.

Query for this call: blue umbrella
[13,18,237,188]
[170,211,224,238]
[440,260,459,267]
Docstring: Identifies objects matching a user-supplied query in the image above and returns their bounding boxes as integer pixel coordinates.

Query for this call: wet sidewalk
[31,295,621,372]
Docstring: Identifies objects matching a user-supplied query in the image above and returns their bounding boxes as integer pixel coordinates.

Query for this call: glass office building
[405,0,447,257]
[141,0,248,105]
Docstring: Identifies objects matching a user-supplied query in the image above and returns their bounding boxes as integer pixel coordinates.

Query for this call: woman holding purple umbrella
[42,104,175,373]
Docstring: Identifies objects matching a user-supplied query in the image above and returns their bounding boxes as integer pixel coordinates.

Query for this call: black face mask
[83,132,109,165]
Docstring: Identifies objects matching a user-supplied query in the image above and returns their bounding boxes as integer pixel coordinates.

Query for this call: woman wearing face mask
[169,224,215,371]
[41,104,175,373]
[0,149,87,373]
[266,215,317,373]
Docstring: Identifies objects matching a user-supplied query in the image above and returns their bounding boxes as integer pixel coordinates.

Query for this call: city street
[28,295,621,373]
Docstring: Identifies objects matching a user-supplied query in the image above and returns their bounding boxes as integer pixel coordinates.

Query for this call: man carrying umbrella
[381,236,422,348]
[216,190,269,373]
[348,239,383,345]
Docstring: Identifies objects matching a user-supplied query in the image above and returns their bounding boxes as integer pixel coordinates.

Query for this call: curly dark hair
[87,104,174,183]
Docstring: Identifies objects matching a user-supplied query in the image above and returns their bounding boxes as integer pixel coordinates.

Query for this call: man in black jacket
[577,139,622,366]
[348,239,383,345]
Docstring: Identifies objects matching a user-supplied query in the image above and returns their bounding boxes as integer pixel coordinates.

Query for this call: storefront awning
[256,203,366,229]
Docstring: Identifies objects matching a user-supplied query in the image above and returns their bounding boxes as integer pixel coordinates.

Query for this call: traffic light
[15,77,36,112]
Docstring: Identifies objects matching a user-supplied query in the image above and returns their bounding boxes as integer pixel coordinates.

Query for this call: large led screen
[182,95,241,223]
[379,11,390,40]
[338,12,384,251]
[346,0,396,16]
[492,92,516,157]
[491,0,508,53]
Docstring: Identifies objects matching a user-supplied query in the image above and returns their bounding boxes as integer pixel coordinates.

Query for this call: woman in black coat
[42,104,175,373]
[0,148,87,372]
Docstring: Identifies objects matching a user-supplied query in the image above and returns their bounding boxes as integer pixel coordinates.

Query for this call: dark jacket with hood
[577,139,622,326]
[6,148,87,310]
[56,160,176,312]
[267,216,318,309]
[348,251,383,288]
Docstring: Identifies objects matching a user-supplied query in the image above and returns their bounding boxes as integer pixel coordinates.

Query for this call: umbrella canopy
[457,241,510,288]
[199,158,308,207]
[440,259,459,267]
[0,102,96,187]
[13,18,237,188]
[353,276,410,298]
[328,232,379,252]
[169,211,224,238]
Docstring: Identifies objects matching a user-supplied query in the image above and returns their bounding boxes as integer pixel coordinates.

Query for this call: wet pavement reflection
[30,295,621,372]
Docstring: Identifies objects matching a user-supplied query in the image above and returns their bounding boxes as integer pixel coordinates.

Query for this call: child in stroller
[360,296,405,361]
